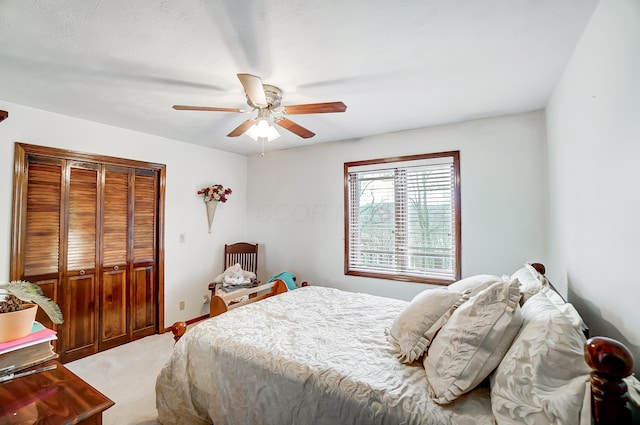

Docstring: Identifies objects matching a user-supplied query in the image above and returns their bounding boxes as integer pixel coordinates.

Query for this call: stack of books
[0,322,58,380]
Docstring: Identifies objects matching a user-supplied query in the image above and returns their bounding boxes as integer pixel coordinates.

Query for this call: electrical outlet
[202,295,210,304]
[179,300,185,310]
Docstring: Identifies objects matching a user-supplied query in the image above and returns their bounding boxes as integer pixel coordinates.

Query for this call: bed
[156,264,638,425]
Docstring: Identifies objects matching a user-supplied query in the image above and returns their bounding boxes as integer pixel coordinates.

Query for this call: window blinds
[346,155,457,281]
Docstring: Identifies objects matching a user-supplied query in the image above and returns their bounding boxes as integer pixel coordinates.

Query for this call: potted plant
[0,280,63,342]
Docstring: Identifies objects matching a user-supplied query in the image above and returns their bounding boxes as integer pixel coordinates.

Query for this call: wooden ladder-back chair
[224,242,259,277]
[207,242,260,303]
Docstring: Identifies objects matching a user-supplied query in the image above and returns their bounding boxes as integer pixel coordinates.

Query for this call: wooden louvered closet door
[62,162,99,361]
[11,144,165,363]
[130,170,157,340]
[100,167,158,348]
[21,157,63,331]
[100,166,130,351]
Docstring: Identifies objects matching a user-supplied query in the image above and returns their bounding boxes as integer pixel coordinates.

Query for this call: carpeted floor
[65,331,176,425]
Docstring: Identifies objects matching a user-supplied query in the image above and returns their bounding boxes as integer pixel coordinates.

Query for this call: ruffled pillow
[511,264,547,303]
[447,274,502,298]
[424,277,523,404]
[490,292,591,424]
[388,288,469,363]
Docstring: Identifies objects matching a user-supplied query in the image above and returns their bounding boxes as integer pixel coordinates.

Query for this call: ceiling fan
[172,73,347,142]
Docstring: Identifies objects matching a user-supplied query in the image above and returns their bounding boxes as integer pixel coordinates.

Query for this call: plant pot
[0,303,37,343]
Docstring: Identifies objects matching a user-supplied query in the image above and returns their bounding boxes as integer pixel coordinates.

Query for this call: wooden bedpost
[530,262,545,275]
[585,336,635,425]
[170,321,187,343]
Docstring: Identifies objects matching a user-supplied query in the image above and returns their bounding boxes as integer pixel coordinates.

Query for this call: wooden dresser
[0,361,114,424]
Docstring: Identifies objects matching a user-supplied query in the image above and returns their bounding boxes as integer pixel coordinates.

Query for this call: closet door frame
[10,143,166,334]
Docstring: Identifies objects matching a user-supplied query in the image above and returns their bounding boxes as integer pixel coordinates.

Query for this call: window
[344,151,460,284]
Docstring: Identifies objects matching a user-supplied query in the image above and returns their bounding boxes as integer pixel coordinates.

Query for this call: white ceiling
[0,0,597,156]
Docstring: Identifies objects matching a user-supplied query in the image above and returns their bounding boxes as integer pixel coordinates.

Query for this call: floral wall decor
[197,184,232,233]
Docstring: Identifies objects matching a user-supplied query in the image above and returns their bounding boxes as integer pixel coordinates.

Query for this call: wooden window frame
[344,151,461,285]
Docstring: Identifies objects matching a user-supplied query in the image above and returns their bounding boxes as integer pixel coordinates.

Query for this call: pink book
[0,322,57,355]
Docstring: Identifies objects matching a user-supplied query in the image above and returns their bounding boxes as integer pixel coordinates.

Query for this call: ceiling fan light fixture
[173,73,346,144]
[247,118,280,142]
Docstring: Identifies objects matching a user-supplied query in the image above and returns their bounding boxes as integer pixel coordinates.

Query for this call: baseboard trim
[186,314,209,326]
[162,314,209,333]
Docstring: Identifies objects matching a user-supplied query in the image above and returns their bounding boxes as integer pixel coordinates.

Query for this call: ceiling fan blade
[283,101,347,115]
[173,105,242,113]
[276,118,316,139]
[227,119,255,137]
[237,73,268,108]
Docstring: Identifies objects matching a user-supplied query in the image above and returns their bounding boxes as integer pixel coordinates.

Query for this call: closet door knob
[114,265,119,271]
[79,270,85,276]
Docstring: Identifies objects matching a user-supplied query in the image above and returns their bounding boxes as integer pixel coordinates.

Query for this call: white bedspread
[156,286,494,425]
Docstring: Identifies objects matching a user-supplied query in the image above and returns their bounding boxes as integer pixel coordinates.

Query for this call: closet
[10,143,166,363]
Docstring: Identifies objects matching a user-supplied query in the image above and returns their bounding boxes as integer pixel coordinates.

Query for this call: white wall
[546,0,640,373]
[247,111,548,301]
[0,100,248,326]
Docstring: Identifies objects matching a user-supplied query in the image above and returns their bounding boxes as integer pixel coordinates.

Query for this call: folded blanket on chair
[267,271,297,290]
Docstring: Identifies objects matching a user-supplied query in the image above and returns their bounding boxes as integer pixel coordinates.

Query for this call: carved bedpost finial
[585,336,634,425]
[170,321,187,343]
[530,262,546,275]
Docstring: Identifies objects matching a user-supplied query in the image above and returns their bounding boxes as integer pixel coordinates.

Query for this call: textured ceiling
[0,0,597,155]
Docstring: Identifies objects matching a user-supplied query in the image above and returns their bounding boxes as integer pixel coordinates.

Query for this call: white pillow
[388,288,469,363]
[540,285,589,334]
[625,375,640,419]
[424,277,523,404]
[490,292,591,425]
[513,264,588,333]
[447,274,502,297]
[511,264,547,303]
